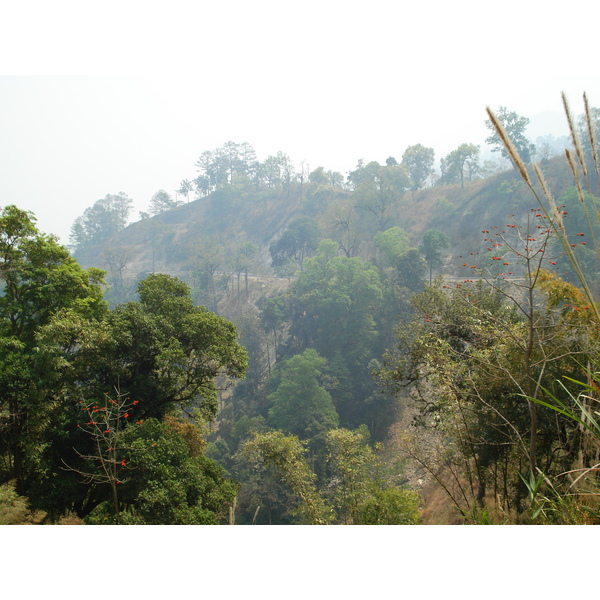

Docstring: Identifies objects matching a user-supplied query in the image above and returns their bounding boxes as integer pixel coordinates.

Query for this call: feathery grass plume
[565,148,586,201]
[583,92,600,193]
[486,106,532,186]
[548,149,598,319]
[564,146,600,261]
[562,91,588,179]
[495,94,600,326]
[532,163,564,233]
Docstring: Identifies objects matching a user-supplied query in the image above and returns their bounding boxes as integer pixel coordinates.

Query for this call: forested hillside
[3,103,600,524]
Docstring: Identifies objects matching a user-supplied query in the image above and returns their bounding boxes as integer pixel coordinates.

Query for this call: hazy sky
[1,0,599,244]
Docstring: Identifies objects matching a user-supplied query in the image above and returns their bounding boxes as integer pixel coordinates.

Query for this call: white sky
[1,0,599,244]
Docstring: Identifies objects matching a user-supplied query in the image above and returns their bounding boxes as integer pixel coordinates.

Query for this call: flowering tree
[66,389,141,521]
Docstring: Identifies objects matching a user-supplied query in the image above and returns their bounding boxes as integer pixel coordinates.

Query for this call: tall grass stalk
[487,93,600,325]
[490,93,600,520]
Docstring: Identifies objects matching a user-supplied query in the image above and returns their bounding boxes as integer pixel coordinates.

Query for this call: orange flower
[123,413,129,418]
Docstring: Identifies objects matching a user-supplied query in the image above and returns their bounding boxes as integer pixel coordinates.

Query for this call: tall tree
[177,179,194,203]
[238,430,334,524]
[148,189,183,216]
[442,144,480,188]
[267,349,339,441]
[269,217,320,272]
[419,228,450,283]
[373,226,410,270]
[70,193,133,253]
[0,205,107,495]
[402,144,435,191]
[326,196,363,258]
[485,106,536,166]
[33,272,246,518]
[352,162,411,232]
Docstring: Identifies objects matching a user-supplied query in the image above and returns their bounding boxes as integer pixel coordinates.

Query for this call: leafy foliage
[69,193,133,253]
[86,417,236,524]
[267,349,339,440]
[269,217,320,272]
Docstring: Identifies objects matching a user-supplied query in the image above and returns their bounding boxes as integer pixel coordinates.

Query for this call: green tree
[485,106,535,166]
[325,427,379,524]
[177,179,194,203]
[359,488,421,524]
[373,226,410,270]
[419,228,450,283]
[269,217,320,272]
[267,349,339,440]
[394,247,427,294]
[233,240,257,298]
[285,241,383,367]
[238,430,334,524]
[260,295,286,365]
[309,166,329,186]
[326,195,363,258]
[113,274,248,422]
[148,189,183,215]
[30,273,247,518]
[188,234,228,308]
[442,143,480,188]
[402,144,435,191]
[279,242,385,430]
[69,192,133,253]
[0,205,107,496]
[86,416,237,524]
[352,162,411,232]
